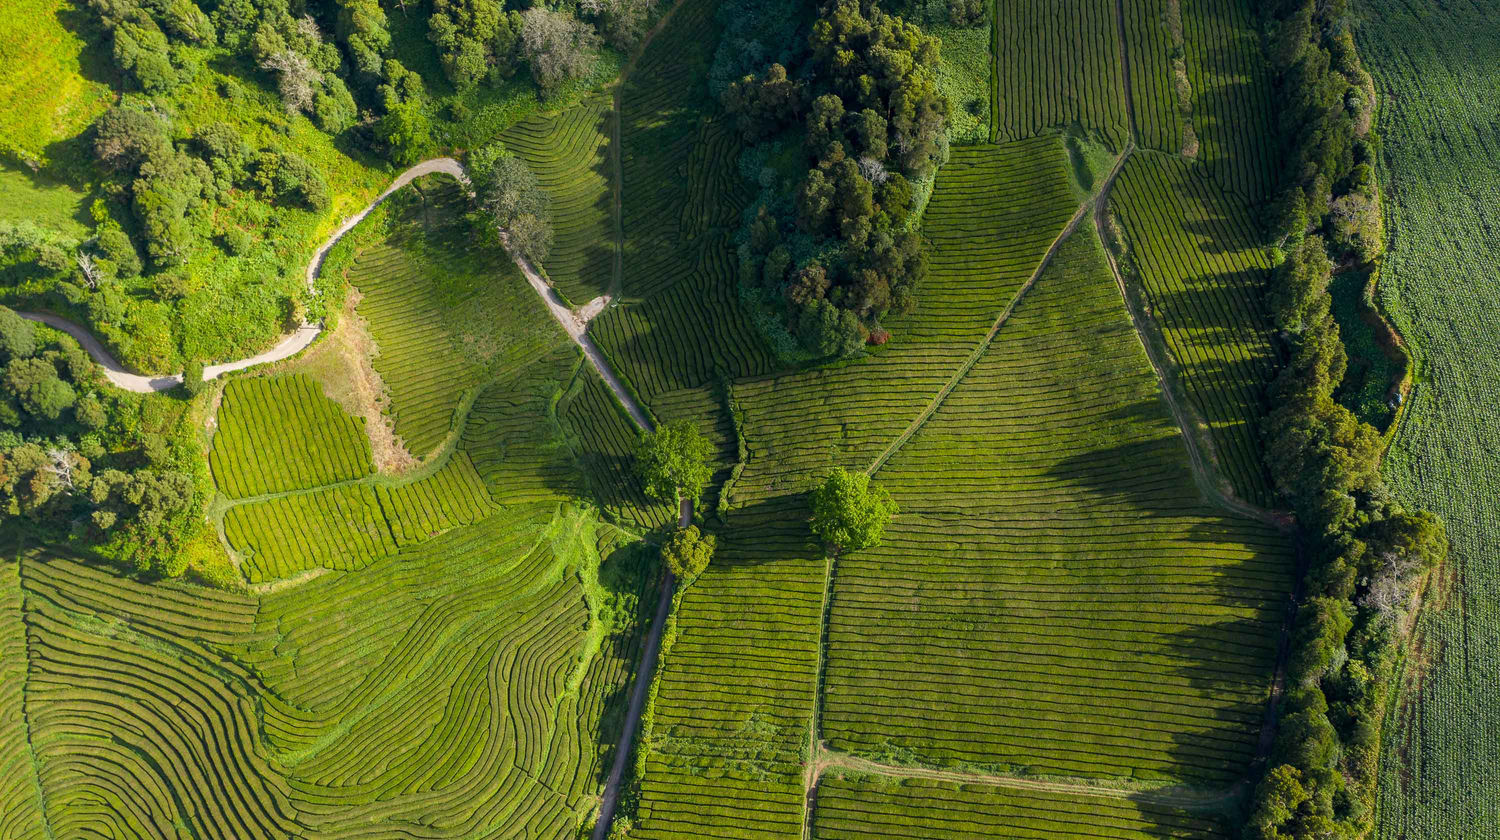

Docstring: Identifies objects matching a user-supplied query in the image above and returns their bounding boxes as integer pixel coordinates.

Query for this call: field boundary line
[801,550,837,840]
[865,148,1133,477]
[814,749,1239,812]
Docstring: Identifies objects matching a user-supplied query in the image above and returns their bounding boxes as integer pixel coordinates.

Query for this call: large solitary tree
[660,524,716,583]
[809,466,896,553]
[635,419,712,507]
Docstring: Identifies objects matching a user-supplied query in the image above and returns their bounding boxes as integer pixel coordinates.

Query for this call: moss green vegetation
[825,222,1290,785]
[812,774,1229,839]
[932,23,993,144]
[210,373,374,498]
[1354,0,1500,836]
[341,174,565,456]
[14,501,657,837]
[1110,153,1280,508]
[0,0,111,161]
[0,168,90,239]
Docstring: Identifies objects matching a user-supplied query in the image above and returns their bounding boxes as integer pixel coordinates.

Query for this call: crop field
[557,369,675,530]
[812,775,1228,839]
[1121,0,1187,154]
[0,557,43,838]
[1354,0,1500,836]
[630,496,825,840]
[821,223,1289,784]
[223,451,496,582]
[592,0,776,408]
[1109,153,1280,508]
[346,175,565,456]
[462,344,588,507]
[15,502,653,837]
[991,0,1128,149]
[1177,0,1277,203]
[500,93,617,305]
[729,137,1083,508]
[210,374,374,498]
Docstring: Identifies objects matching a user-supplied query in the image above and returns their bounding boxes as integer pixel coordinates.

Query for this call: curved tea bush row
[992,0,1129,149]
[820,224,1290,785]
[377,452,496,546]
[1110,153,1280,508]
[0,559,44,840]
[462,344,586,507]
[730,138,1080,508]
[19,552,302,840]
[1179,0,1277,204]
[347,175,564,456]
[500,93,616,305]
[210,373,374,499]
[224,452,496,582]
[631,497,824,840]
[812,775,1229,839]
[557,369,674,530]
[15,508,648,838]
[1355,0,1500,834]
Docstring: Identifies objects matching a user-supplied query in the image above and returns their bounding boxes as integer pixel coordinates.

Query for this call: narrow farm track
[1093,170,1290,532]
[865,147,1133,477]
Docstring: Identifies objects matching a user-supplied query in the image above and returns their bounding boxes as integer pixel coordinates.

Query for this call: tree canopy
[635,419,713,506]
[809,466,897,553]
[660,524,716,583]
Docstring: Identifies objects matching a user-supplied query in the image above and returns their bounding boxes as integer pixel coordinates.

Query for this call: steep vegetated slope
[343,174,566,457]
[499,93,617,305]
[1355,0,1500,835]
[823,222,1290,786]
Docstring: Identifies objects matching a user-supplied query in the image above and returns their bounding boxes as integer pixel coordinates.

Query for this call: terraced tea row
[346,175,566,456]
[630,498,825,840]
[592,0,775,408]
[0,559,43,839]
[992,0,1129,149]
[1177,0,1277,204]
[729,138,1082,508]
[812,775,1229,839]
[222,452,495,582]
[1109,153,1280,508]
[18,504,652,838]
[500,94,617,305]
[821,224,1290,785]
[210,373,374,499]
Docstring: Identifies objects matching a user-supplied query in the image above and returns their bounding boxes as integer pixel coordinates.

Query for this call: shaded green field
[1354,0,1500,836]
[812,775,1229,839]
[992,0,1128,149]
[1109,153,1280,508]
[823,222,1290,785]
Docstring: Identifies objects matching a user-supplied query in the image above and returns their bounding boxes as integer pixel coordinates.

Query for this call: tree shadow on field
[709,493,819,570]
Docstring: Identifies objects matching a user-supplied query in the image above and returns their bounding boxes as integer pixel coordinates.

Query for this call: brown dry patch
[282,291,419,475]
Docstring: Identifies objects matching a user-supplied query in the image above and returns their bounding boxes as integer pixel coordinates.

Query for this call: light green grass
[0,165,90,238]
[932,23,992,145]
[0,0,111,161]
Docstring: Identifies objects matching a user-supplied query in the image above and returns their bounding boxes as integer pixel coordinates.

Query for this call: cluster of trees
[1263,0,1381,264]
[92,106,331,273]
[465,141,553,263]
[1247,1,1448,836]
[0,309,203,577]
[722,0,952,358]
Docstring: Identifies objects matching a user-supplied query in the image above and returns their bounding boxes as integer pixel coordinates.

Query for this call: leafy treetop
[809,466,896,553]
[660,524,716,583]
[635,419,713,506]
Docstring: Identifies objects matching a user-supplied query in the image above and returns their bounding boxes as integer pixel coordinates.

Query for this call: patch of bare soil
[285,291,418,475]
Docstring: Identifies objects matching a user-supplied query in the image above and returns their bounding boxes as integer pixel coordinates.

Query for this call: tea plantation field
[1356,0,1500,836]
